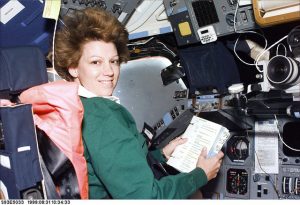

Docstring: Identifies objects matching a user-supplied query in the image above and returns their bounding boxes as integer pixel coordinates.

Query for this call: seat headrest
[0,46,48,96]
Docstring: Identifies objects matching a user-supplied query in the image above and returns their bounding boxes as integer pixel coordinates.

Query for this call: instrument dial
[226,168,248,195]
[227,136,249,162]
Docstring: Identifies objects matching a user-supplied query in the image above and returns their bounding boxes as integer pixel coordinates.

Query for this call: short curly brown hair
[50,8,129,81]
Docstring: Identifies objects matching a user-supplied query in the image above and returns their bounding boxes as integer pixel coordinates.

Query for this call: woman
[51,8,224,199]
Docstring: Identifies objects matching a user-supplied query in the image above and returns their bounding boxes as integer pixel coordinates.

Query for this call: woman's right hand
[196,147,224,181]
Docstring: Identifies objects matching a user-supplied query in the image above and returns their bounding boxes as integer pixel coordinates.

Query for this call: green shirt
[80,97,208,199]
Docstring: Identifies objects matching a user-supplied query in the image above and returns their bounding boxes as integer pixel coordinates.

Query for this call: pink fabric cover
[20,80,88,199]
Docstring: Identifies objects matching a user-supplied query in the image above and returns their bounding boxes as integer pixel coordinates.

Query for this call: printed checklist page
[167,116,230,173]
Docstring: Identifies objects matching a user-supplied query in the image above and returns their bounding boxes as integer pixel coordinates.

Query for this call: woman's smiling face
[69,40,120,96]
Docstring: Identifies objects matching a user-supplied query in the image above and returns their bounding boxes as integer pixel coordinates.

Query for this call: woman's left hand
[161,136,187,160]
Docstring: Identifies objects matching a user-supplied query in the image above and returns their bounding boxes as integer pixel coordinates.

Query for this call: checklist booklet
[166,115,230,173]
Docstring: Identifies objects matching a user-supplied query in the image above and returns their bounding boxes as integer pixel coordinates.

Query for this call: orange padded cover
[20,81,88,199]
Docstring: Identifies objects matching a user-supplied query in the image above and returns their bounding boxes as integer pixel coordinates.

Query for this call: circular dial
[233,140,248,159]
[231,174,248,194]
[226,168,248,195]
[227,136,249,162]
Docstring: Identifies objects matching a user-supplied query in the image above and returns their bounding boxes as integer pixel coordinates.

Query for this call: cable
[274,115,300,152]
[233,33,268,66]
[246,130,280,199]
[156,41,176,57]
[232,0,289,73]
[233,0,268,66]
[51,18,58,81]
[254,149,280,198]
[251,103,299,141]
[126,1,162,33]
[289,45,293,52]
[247,128,280,198]
[255,35,288,73]
[127,37,154,46]
[276,43,287,56]
[128,37,178,63]
[155,4,168,21]
[273,114,300,195]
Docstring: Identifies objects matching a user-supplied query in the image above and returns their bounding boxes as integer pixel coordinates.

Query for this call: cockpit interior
[1,0,300,200]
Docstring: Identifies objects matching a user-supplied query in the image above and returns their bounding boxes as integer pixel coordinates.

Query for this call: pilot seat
[0,46,88,199]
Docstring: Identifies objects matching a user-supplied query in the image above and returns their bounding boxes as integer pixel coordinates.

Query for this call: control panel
[60,0,142,24]
[163,0,257,46]
[226,168,249,196]
[202,117,300,199]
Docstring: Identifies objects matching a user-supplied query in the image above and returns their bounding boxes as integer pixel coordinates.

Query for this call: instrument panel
[163,0,257,46]
[202,117,300,199]
[60,0,142,24]
[226,168,248,195]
